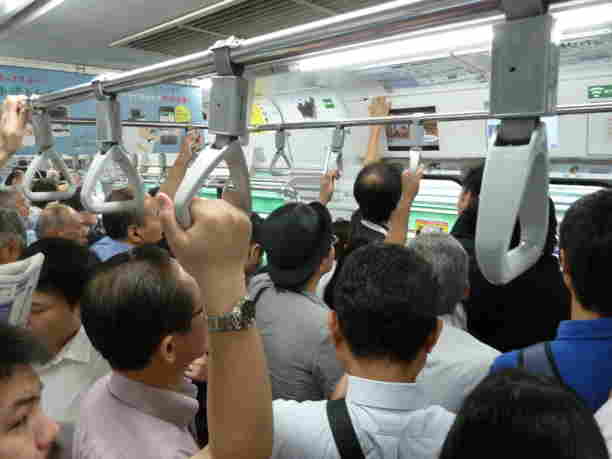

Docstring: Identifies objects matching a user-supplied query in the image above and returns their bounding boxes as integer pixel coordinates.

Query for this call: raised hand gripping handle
[475,122,550,285]
[175,138,251,228]
[23,110,77,201]
[81,144,145,214]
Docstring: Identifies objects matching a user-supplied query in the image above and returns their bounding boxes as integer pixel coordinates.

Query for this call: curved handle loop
[175,138,251,228]
[23,110,77,202]
[475,122,550,285]
[325,127,345,176]
[269,131,293,176]
[81,144,145,214]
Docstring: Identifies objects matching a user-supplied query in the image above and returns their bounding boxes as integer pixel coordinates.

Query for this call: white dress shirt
[419,322,500,413]
[35,326,110,423]
[271,375,455,459]
[595,397,612,455]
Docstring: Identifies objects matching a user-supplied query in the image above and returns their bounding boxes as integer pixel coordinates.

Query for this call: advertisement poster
[386,106,439,151]
[0,65,204,158]
[415,219,449,234]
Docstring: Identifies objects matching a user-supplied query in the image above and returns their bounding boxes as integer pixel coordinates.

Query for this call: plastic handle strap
[270,130,292,175]
[475,122,550,285]
[325,127,345,176]
[81,94,145,214]
[175,137,252,228]
[23,110,77,201]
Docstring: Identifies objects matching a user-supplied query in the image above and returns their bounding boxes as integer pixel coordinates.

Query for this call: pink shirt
[74,372,199,459]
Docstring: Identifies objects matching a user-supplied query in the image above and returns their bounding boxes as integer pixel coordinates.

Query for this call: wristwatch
[207,296,256,332]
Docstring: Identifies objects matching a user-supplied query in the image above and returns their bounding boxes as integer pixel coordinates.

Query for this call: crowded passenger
[250,201,343,401]
[0,189,36,245]
[451,163,570,351]
[0,208,26,265]
[75,192,273,459]
[21,238,105,423]
[441,369,608,459]
[410,233,499,412]
[0,323,60,458]
[35,203,88,247]
[270,243,454,458]
[62,187,105,246]
[491,188,612,412]
[245,212,264,282]
[89,188,163,261]
[29,179,59,210]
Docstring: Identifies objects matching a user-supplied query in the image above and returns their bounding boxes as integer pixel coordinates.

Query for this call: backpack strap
[251,286,269,306]
[327,399,365,459]
[519,342,563,384]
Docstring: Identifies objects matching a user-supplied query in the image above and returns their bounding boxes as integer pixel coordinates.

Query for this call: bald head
[36,203,87,246]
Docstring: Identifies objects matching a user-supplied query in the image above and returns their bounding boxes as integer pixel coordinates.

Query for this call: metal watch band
[207,296,256,333]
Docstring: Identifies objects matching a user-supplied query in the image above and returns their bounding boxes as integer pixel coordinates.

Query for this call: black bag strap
[326,399,365,459]
[519,342,563,385]
[251,286,269,306]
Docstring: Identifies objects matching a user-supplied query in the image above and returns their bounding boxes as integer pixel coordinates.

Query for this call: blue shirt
[90,236,131,262]
[491,318,612,411]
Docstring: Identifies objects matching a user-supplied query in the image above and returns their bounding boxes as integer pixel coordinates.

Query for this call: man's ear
[328,311,343,349]
[127,224,143,245]
[559,249,574,292]
[424,320,443,354]
[157,335,176,365]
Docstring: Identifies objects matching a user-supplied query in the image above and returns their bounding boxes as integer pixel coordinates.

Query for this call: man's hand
[368,96,391,117]
[319,169,338,206]
[177,129,202,166]
[0,96,30,161]
[186,354,209,382]
[158,192,251,311]
[398,167,425,208]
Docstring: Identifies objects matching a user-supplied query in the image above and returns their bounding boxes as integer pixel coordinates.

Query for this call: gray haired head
[0,208,26,250]
[409,233,469,316]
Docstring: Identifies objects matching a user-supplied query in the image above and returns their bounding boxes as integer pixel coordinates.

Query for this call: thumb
[157,192,188,250]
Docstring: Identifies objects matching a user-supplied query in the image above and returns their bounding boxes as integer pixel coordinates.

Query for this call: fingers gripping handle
[23,110,77,201]
[81,145,145,214]
[175,140,251,228]
[475,123,550,285]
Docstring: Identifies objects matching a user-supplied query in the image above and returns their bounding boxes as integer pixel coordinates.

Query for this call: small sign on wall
[589,85,612,99]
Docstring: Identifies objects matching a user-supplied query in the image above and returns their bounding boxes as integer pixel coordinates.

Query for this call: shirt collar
[361,219,389,237]
[557,318,612,340]
[108,372,198,429]
[40,326,92,369]
[346,375,429,411]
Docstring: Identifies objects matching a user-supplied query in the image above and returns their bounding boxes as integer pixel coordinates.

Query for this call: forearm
[364,126,383,165]
[385,199,413,245]
[198,272,273,459]
[159,157,189,201]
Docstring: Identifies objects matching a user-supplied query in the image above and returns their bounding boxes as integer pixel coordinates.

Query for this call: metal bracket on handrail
[324,126,345,176]
[22,103,77,202]
[81,81,145,214]
[175,37,251,227]
[476,122,550,285]
[269,130,293,175]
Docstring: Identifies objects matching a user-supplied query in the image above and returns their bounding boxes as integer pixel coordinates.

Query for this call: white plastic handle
[22,110,77,202]
[409,149,420,172]
[175,139,251,228]
[81,145,145,214]
[475,122,550,285]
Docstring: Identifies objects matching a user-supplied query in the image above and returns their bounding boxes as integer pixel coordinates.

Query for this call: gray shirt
[73,372,200,459]
[250,273,344,401]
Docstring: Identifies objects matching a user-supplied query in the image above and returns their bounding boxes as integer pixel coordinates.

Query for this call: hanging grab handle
[80,91,145,214]
[22,108,77,201]
[175,137,251,227]
[475,122,550,285]
[269,130,293,175]
[325,126,345,176]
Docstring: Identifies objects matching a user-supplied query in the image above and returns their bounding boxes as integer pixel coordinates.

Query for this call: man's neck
[304,273,322,295]
[344,356,424,384]
[120,365,185,392]
[571,298,603,321]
